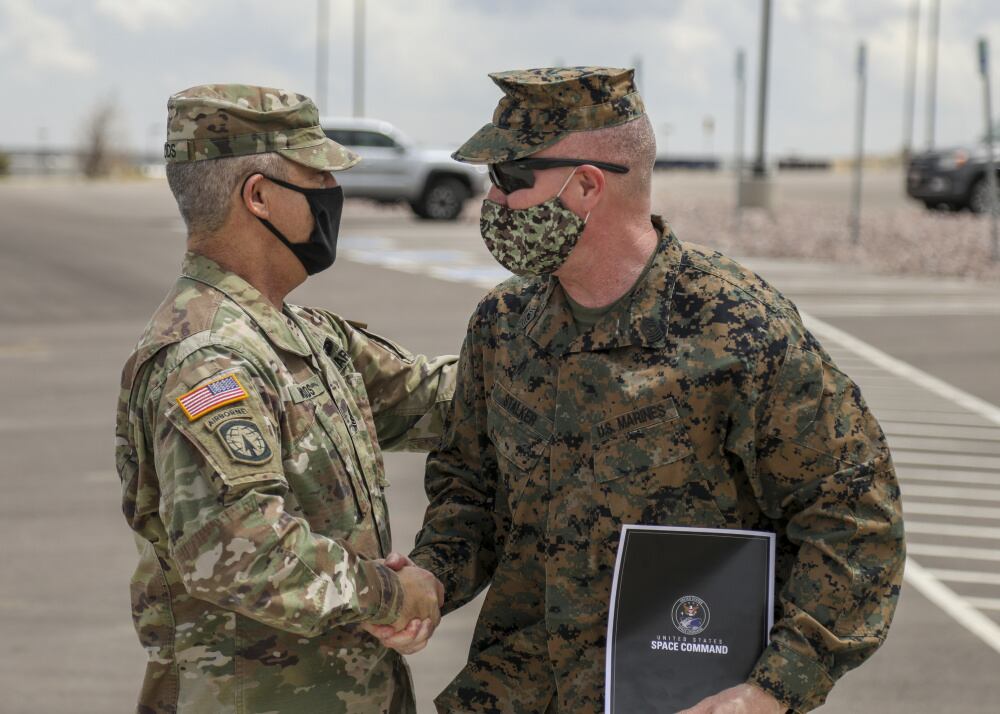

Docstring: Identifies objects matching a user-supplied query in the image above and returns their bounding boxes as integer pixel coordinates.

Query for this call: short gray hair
[166,153,289,236]
[554,115,657,200]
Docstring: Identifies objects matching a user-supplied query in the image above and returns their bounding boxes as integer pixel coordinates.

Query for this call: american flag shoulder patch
[176,374,249,421]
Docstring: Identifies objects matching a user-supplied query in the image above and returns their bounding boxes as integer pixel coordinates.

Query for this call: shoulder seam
[680,249,796,321]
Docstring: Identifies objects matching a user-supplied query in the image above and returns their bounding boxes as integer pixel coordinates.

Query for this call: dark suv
[907,145,1000,212]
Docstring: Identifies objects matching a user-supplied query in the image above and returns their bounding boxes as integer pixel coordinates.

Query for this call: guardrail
[0,147,162,177]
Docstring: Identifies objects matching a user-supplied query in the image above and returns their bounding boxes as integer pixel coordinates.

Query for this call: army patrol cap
[453,66,645,164]
[164,84,359,171]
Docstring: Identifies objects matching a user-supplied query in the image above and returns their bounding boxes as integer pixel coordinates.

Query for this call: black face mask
[244,174,344,275]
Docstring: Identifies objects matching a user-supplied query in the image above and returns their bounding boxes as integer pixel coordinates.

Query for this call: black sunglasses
[487,157,629,194]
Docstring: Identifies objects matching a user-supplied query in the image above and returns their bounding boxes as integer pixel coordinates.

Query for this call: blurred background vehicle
[907,144,1000,212]
[322,117,488,220]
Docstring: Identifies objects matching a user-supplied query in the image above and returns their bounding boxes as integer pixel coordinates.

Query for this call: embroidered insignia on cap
[176,374,249,421]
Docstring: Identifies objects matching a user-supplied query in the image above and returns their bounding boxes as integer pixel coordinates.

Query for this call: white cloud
[96,0,200,32]
[0,0,97,74]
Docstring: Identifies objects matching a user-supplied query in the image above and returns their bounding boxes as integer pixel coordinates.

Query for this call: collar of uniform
[520,216,680,354]
[180,252,312,357]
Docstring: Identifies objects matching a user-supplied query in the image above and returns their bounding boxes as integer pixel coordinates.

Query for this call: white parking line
[927,569,1000,586]
[898,469,1000,486]
[904,559,1000,656]
[804,316,1000,427]
[888,436,1000,456]
[902,485,1000,502]
[883,422,1000,440]
[890,452,1000,470]
[804,313,1000,655]
[904,501,1000,520]
[906,543,1000,562]
[905,521,1000,540]
[878,410,998,427]
[962,597,1000,611]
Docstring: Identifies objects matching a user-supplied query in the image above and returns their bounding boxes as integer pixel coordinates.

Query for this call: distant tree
[80,96,119,178]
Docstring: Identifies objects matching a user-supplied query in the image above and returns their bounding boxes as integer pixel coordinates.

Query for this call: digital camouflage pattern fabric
[411,217,905,714]
[479,183,587,276]
[453,67,645,163]
[164,84,359,171]
[115,253,455,713]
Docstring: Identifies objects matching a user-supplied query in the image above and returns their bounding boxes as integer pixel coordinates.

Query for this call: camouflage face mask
[480,168,589,276]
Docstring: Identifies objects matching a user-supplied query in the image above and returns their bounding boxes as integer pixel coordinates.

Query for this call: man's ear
[575,164,606,216]
[242,173,270,220]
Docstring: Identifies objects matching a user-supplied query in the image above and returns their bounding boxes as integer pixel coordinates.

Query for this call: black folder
[606,526,776,713]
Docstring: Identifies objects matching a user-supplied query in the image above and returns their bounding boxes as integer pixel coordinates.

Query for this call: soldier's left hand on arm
[676,683,783,714]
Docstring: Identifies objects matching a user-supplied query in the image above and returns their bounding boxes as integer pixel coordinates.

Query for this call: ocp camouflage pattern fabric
[115,252,455,713]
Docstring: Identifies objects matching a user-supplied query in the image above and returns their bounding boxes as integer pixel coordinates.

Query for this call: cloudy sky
[1,0,997,158]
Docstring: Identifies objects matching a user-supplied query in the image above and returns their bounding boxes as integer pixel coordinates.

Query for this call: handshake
[362,552,444,655]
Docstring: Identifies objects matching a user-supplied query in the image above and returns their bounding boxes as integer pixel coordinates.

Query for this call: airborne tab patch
[177,374,249,421]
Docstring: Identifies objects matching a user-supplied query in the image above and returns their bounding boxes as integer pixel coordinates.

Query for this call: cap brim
[278,137,361,172]
[452,123,567,164]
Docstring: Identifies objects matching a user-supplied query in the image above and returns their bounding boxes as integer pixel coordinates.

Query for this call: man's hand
[676,683,783,714]
[361,552,444,655]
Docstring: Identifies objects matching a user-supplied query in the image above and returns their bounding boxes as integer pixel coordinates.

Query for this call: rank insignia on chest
[176,374,249,421]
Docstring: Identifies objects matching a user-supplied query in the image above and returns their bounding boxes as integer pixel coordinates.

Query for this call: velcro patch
[592,399,679,445]
[292,375,325,404]
[216,419,273,464]
[176,374,249,421]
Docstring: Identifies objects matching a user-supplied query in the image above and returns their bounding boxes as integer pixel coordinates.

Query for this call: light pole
[850,43,868,245]
[902,0,920,161]
[660,123,674,158]
[315,0,329,114]
[978,38,999,261]
[752,0,772,177]
[734,49,747,214]
[740,0,773,210]
[353,0,366,118]
[702,116,716,156]
[925,0,940,150]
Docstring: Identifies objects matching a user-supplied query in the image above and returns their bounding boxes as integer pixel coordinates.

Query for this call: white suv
[321,117,488,220]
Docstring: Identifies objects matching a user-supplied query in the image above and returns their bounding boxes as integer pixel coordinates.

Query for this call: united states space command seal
[671,595,710,635]
[217,419,272,464]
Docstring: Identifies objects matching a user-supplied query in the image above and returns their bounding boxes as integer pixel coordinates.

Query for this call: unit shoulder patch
[216,418,273,464]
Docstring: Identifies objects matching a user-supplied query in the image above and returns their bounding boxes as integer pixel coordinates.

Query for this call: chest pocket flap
[487,382,551,473]
[591,398,692,483]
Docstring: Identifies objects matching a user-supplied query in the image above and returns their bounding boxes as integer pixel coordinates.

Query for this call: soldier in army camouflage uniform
[115,85,455,713]
[368,68,905,713]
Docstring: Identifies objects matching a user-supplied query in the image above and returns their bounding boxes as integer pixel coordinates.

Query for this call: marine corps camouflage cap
[164,84,359,171]
[453,66,645,163]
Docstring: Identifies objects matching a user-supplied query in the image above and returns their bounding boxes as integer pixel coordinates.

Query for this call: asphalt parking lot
[1,173,998,713]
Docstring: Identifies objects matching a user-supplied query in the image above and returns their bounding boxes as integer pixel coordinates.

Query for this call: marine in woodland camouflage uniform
[408,68,905,713]
[115,85,455,713]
